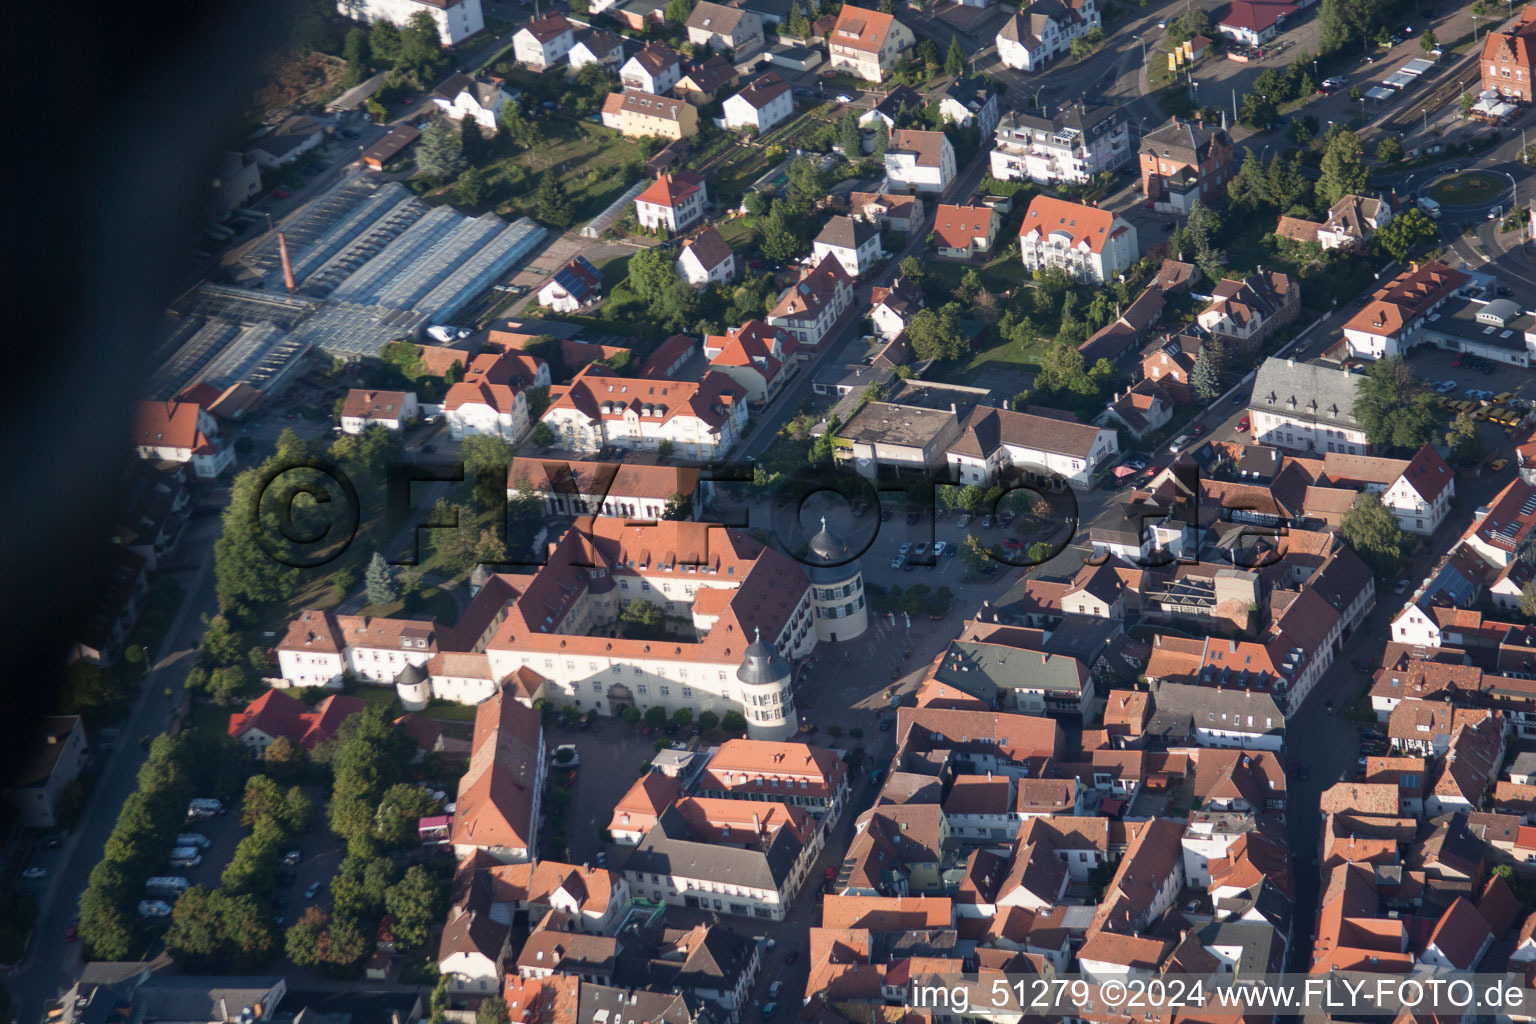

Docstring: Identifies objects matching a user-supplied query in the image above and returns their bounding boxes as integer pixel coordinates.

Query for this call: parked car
[761,1004,778,1019]
[912,543,928,557]
[889,554,904,569]
[271,188,290,199]
[1236,416,1250,432]
[785,949,799,965]
[21,867,46,880]
[898,542,912,556]
[956,514,970,529]
[980,515,994,528]
[305,881,324,900]
[1192,423,1207,437]
[932,541,947,558]
[1168,433,1193,454]
[769,982,784,998]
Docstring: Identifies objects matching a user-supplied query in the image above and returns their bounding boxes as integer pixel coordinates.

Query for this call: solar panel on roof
[1521,494,1536,516]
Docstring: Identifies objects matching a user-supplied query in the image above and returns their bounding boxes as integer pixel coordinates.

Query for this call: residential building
[569,29,626,70]
[695,738,852,819]
[1100,379,1174,439]
[812,215,883,278]
[766,255,856,349]
[211,152,261,219]
[361,124,421,169]
[835,401,966,478]
[1215,0,1298,46]
[507,457,709,520]
[1317,193,1395,251]
[938,77,1001,136]
[512,14,576,68]
[1482,6,1536,102]
[849,191,925,233]
[1195,269,1299,348]
[868,275,923,340]
[621,42,683,95]
[431,72,518,129]
[228,690,366,753]
[6,716,88,828]
[946,404,1119,487]
[624,804,813,920]
[703,320,799,403]
[1339,261,1475,360]
[676,225,736,287]
[995,0,1101,71]
[931,204,1000,260]
[722,72,795,133]
[1413,295,1536,368]
[131,399,234,478]
[884,129,955,193]
[453,684,546,863]
[1018,195,1138,284]
[685,1,765,54]
[601,90,698,140]
[338,0,485,46]
[675,54,739,98]
[540,364,748,458]
[857,85,925,131]
[1139,119,1236,216]
[1312,446,1455,534]
[1144,681,1285,749]
[71,548,148,664]
[536,255,603,314]
[438,898,510,994]
[634,170,708,232]
[825,5,915,82]
[339,389,419,433]
[442,350,551,441]
[926,636,1097,718]
[1249,357,1368,454]
[989,103,1132,185]
[244,115,331,169]
[611,0,667,29]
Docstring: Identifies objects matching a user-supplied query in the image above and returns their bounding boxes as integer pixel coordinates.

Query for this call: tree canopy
[1353,356,1439,450]
[1340,492,1406,576]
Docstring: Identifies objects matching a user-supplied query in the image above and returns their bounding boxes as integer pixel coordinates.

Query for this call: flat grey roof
[838,402,956,448]
[1424,297,1536,352]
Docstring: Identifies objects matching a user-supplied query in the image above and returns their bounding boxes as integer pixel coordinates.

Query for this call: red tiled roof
[1019,195,1125,255]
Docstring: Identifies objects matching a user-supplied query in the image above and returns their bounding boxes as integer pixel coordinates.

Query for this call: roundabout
[1426,170,1509,209]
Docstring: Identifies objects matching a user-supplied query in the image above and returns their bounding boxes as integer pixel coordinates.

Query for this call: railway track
[1384,57,1479,131]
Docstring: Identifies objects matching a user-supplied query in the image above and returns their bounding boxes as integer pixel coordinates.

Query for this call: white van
[174,833,212,849]
[145,876,190,894]
[168,848,203,867]
[1168,433,1193,454]
[1417,196,1441,218]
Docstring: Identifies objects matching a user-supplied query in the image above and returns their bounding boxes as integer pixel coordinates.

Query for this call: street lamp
[1421,107,1428,133]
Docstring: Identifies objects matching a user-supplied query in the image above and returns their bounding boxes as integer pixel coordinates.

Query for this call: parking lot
[1405,347,1536,452]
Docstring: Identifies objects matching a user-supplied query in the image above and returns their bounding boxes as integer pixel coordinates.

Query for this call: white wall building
[1018,194,1138,284]
[339,0,485,45]
[884,129,956,193]
[989,104,1130,185]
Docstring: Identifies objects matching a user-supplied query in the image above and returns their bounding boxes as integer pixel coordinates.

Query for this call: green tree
[620,705,642,725]
[787,6,811,36]
[672,707,694,728]
[1520,581,1536,618]
[721,710,747,735]
[318,913,370,966]
[1317,127,1368,207]
[785,158,829,215]
[459,115,486,165]
[164,885,224,969]
[698,710,720,731]
[417,118,467,181]
[534,175,575,227]
[1341,492,1406,575]
[906,306,967,361]
[628,245,677,301]
[370,19,402,64]
[1374,207,1439,262]
[498,101,542,150]
[1375,135,1403,166]
[873,119,889,160]
[263,736,308,784]
[456,165,493,207]
[241,774,287,828]
[838,109,863,156]
[960,535,992,574]
[375,783,440,848]
[644,706,668,729]
[945,35,965,76]
[1420,30,1438,53]
[342,27,373,88]
[385,865,442,949]
[759,199,807,263]
[1354,356,1438,450]
[1460,90,1476,116]
[285,906,327,967]
[1190,347,1222,402]
[664,0,694,21]
[208,665,247,705]
[399,11,448,78]
[462,433,515,509]
[620,598,665,636]
[200,614,243,667]
[663,492,693,520]
[1444,411,1485,466]
[365,551,400,606]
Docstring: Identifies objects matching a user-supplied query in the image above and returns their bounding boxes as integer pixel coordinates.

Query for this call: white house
[677,226,737,287]
[1318,446,1456,535]
[512,14,577,69]
[442,351,551,441]
[811,215,883,279]
[1316,193,1394,251]
[340,389,419,433]
[685,1,765,55]
[6,716,88,829]
[131,400,235,479]
[430,73,517,131]
[540,365,749,459]
[634,170,707,233]
[569,29,626,70]
[338,0,485,45]
[989,104,1131,185]
[622,42,683,95]
[438,903,509,994]
[868,276,923,340]
[1018,194,1138,284]
[825,5,915,82]
[946,405,1119,487]
[884,129,955,193]
[1339,261,1473,361]
[1249,357,1368,455]
[938,77,1001,137]
[704,320,799,403]
[722,72,795,133]
[995,0,1100,72]
[537,255,603,313]
[1215,0,1295,47]
[767,255,856,350]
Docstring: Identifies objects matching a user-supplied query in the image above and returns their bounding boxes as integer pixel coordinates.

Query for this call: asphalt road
[7,515,224,1024]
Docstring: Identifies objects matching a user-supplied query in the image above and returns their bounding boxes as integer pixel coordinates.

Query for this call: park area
[1426,170,1507,207]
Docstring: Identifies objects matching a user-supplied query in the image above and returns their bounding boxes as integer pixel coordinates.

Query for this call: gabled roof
[729,71,791,110]
[1019,195,1124,254]
[132,400,217,453]
[1426,896,1492,970]
[949,404,1106,460]
[676,54,736,95]
[686,0,749,33]
[636,169,704,209]
[680,226,733,270]
[830,4,901,52]
[815,215,879,250]
[519,13,575,42]
[889,129,949,168]
[227,690,367,749]
[341,388,413,420]
[452,684,543,852]
[1217,0,1297,33]
[627,41,682,75]
[931,204,997,250]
